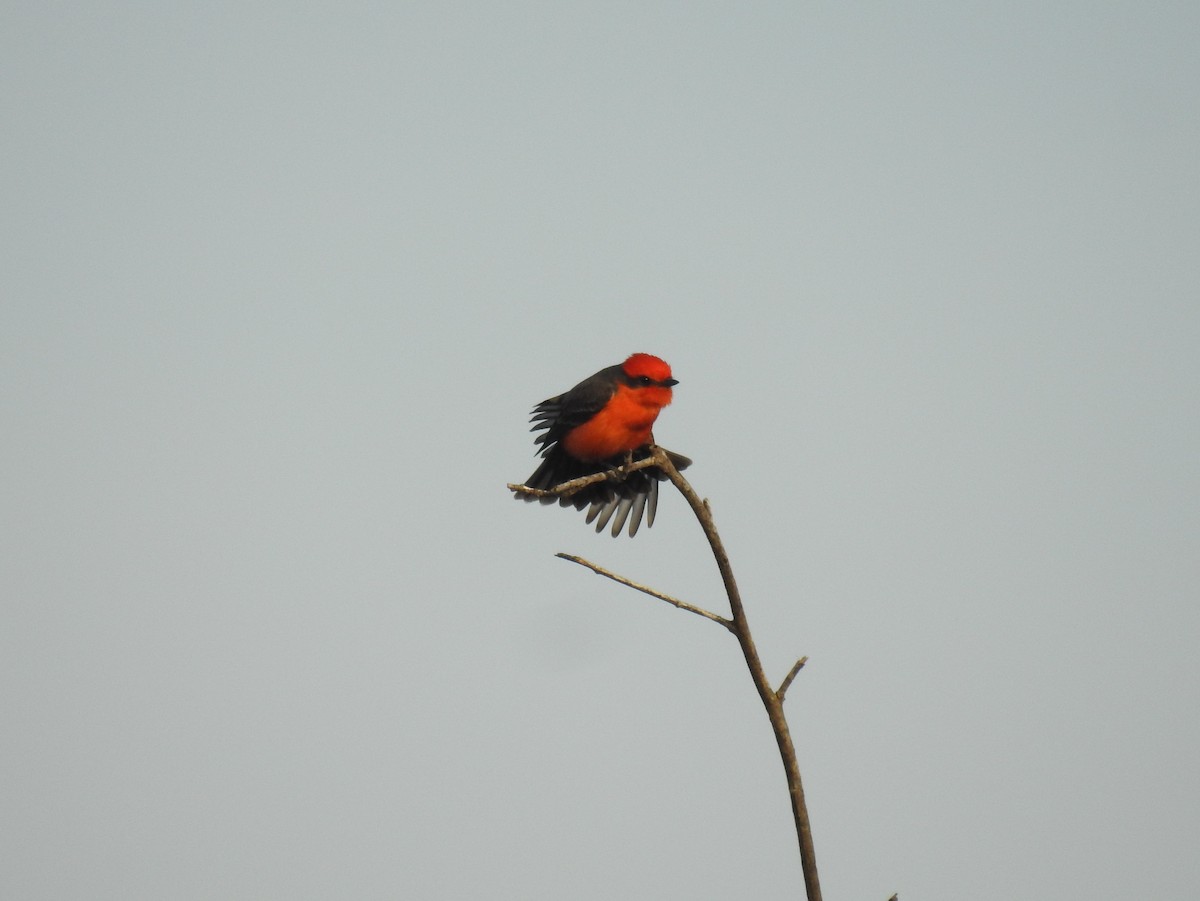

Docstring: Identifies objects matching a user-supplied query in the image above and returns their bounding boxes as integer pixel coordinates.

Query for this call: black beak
[664,378,679,387]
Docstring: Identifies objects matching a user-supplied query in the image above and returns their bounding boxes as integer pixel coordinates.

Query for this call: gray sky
[3,3,1198,899]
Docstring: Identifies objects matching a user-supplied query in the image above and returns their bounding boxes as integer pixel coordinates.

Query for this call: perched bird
[516,353,691,537]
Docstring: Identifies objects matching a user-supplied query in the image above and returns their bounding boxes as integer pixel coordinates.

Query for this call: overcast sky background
[3,3,1198,899]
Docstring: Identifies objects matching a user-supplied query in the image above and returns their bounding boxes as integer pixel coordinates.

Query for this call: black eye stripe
[629,375,668,386]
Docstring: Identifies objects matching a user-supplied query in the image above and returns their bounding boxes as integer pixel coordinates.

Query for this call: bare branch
[508,455,665,500]
[556,553,735,633]
[524,444,825,901]
[648,446,823,901]
[776,656,809,702]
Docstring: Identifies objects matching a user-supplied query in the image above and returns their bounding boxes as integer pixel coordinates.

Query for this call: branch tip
[776,656,810,702]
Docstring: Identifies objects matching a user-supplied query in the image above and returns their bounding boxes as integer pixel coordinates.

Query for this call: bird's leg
[601,450,635,483]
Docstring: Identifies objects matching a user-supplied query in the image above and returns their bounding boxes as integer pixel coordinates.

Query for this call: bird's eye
[637,375,653,385]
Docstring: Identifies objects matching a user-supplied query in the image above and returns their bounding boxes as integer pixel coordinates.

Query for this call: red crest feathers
[622,353,673,382]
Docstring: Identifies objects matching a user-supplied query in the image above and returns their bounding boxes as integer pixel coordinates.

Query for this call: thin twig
[508,455,664,500]
[776,656,809,702]
[556,553,735,633]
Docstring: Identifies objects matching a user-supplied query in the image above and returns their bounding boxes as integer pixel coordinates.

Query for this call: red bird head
[622,353,678,387]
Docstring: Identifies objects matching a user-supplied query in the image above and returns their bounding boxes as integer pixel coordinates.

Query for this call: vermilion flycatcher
[516,353,691,536]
